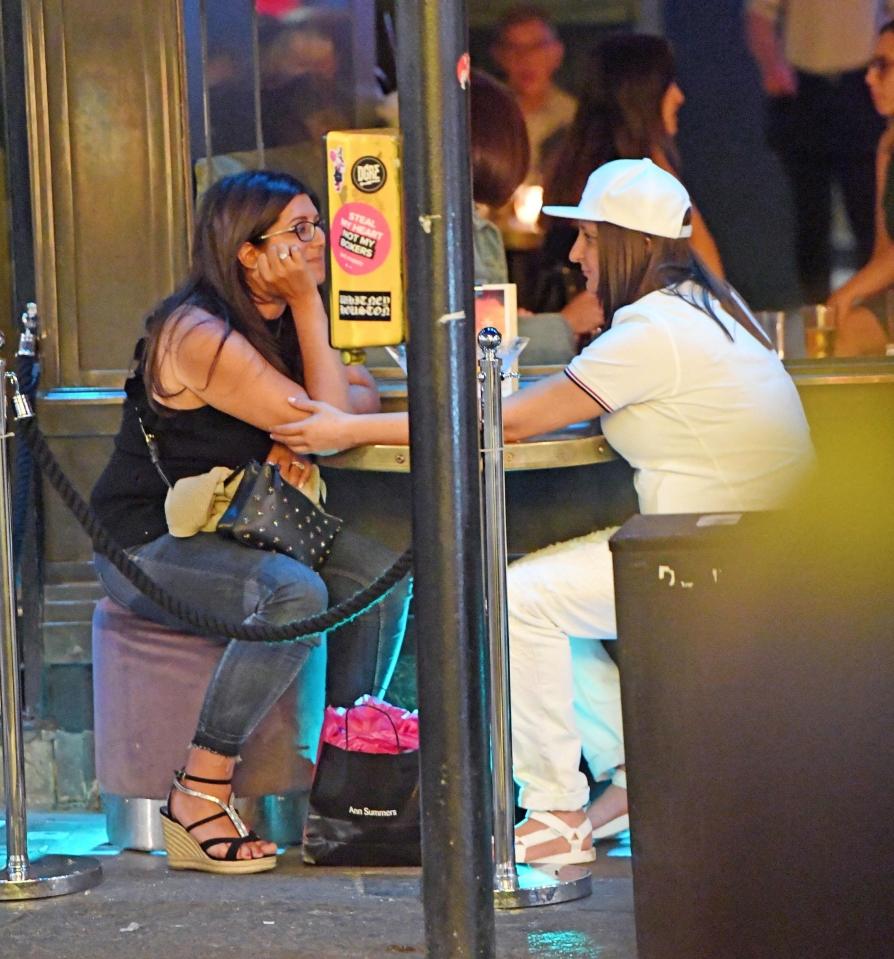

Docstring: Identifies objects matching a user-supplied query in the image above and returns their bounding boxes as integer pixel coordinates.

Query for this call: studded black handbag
[216,460,343,571]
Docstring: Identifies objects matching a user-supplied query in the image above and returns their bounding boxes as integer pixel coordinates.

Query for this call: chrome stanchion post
[0,334,102,900]
[478,329,518,896]
[477,328,591,909]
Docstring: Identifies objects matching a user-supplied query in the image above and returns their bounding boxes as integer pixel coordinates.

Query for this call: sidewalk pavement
[1,811,635,959]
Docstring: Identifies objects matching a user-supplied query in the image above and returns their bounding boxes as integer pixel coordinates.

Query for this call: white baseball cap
[541,157,693,239]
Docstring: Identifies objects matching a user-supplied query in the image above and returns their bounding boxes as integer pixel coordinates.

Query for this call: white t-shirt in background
[747,0,894,75]
[565,285,815,515]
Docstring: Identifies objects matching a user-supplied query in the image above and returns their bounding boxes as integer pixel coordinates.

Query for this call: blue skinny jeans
[94,527,411,757]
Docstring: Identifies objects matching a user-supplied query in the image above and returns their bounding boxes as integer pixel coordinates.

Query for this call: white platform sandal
[514,811,596,865]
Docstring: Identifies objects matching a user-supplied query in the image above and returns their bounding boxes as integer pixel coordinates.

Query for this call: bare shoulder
[159,306,263,394]
[879,126,894,161]
[162,305,227,354]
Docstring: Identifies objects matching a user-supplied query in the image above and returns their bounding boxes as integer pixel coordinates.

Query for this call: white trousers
[507,528,624,811]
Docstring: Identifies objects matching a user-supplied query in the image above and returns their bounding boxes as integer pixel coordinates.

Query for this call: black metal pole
[1,0,43,718]
[396,3,495,957]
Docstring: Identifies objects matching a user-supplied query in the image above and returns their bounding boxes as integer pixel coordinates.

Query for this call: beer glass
[801,305,837,359]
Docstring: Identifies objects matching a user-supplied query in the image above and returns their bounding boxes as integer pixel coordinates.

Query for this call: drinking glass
[801,305,837,359]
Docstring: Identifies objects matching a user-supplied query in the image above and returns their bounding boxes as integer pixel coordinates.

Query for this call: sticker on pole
[331,202,393,276]
[457,52,471,90]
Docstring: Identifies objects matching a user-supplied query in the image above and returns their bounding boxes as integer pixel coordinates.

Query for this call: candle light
[512,184,543,230]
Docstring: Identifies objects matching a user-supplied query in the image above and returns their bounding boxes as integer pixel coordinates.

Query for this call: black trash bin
[610,511,894,959]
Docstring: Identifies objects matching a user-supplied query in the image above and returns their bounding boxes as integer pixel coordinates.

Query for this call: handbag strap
[136,411,173,489]
[342,702,403,751]
[128,338,173,489]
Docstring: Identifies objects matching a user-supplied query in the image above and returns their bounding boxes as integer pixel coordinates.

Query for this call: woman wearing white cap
[271,158,815,864]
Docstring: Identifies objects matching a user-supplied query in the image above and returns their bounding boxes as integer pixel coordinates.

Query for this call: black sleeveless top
[91,315,303,549]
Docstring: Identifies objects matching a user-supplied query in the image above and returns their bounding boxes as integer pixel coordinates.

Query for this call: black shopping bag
[302,702,421,866]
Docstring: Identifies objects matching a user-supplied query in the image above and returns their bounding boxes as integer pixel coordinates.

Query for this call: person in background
[259,10,354,147]
[490,5,577,185]
[746,0,894,304]
[268,160,815,863]
[828,20,894,356]
[535,33,724,342]
[470,68,577,363]
[90,171,410,874]
[470,68,530,285]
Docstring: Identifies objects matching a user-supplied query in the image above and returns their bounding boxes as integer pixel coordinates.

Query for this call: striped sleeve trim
[564,367,615,413]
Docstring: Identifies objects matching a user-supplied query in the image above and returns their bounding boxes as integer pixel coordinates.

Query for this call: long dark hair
[143,170,312,405]
[594,215,766,344]
[543,34,678,210]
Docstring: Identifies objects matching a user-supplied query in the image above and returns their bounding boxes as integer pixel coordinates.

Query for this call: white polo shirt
[565,286,815,515]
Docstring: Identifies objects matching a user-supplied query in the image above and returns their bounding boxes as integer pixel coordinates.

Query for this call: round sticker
[332,202,392,276]
[351,156,387,193]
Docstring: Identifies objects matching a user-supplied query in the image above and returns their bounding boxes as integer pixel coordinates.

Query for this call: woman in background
[470,68,531,284]
[535,33,724,339]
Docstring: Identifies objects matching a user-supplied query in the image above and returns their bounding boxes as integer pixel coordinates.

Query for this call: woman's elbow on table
[346,364,382,413]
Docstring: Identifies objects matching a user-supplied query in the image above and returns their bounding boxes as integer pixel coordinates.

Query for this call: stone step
[43,597,100,622]
[42,620,93,664]
[44,581,104,603]
[44,560,98,585]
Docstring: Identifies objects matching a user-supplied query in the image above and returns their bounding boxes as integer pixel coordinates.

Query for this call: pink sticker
[456,52,471,90]
[331,202,392,276]
[329,146,346,193]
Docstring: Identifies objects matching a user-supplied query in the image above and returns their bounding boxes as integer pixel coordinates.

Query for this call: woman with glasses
[90,170,411,874]
[828,19,894,355]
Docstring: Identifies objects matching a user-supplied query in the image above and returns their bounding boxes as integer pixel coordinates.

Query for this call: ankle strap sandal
[159,770,278,875]
[514,811,596,866]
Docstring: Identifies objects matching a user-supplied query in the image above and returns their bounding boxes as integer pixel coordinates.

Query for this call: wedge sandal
[160,770,278,875]
[514,810,596,865]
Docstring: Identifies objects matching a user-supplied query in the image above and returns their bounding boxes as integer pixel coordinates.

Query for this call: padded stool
[91,597,326,850]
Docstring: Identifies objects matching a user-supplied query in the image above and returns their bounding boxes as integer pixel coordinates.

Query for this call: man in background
[491,5,577,185]
[746,0,894,302]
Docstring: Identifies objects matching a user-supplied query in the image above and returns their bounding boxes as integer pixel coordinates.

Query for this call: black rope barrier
[17,416,413,642]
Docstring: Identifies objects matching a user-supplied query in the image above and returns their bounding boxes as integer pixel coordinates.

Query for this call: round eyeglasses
[257,218,323,243]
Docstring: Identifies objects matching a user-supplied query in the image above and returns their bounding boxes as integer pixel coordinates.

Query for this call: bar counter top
[320,356,894,473]
[319,419,617,473]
